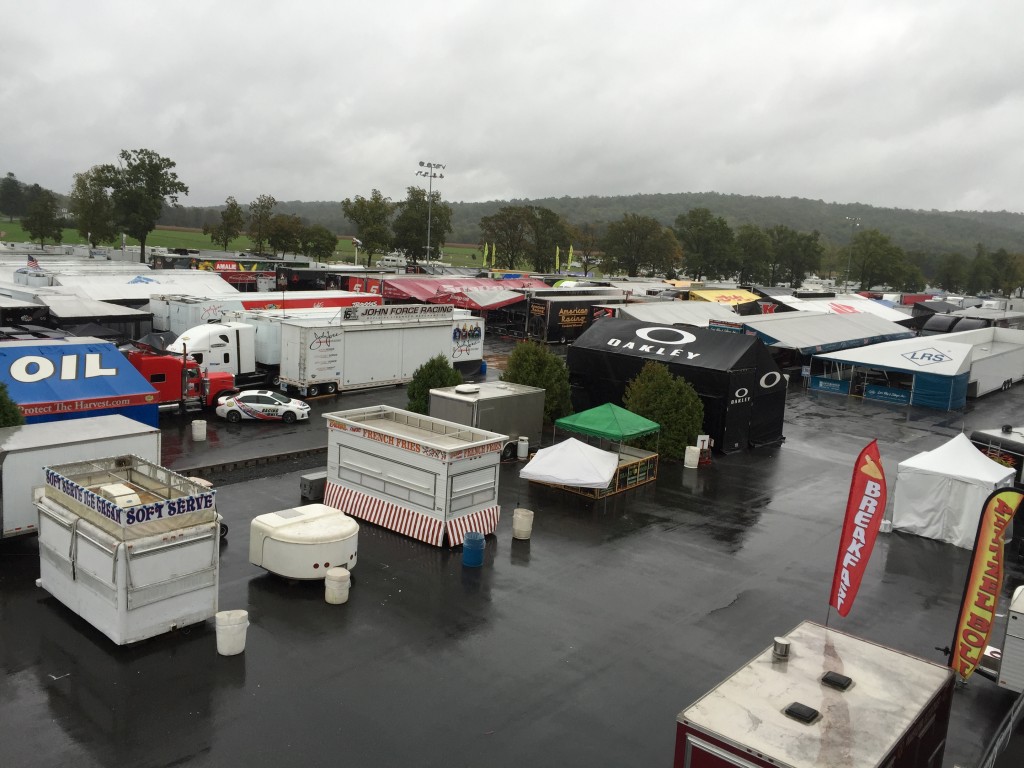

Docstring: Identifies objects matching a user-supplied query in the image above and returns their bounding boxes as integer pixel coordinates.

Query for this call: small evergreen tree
[623,361,703,460]
[406,354,462,414]
[501,342,572,422]
[0,382,25,428]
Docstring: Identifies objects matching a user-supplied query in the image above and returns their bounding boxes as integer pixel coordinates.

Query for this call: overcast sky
[3,1,1023,214]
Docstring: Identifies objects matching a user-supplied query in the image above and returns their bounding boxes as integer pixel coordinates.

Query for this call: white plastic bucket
[517,436,530,460]
[325,567,351,605]
[192,420,208,441]
[512,508,534,540]
[684,445,700,469]
[215,609,249,655]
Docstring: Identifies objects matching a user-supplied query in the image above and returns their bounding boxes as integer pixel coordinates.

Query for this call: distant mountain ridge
[161,191,1024,255]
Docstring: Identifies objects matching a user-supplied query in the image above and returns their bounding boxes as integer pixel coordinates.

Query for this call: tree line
[5,156,1024,293]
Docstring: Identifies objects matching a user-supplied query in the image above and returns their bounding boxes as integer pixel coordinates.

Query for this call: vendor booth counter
[35,455,219,645]
[323,406,508,547]
[557,445,658,499]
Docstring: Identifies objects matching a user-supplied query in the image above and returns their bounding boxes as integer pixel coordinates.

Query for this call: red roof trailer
[673,621,954,768]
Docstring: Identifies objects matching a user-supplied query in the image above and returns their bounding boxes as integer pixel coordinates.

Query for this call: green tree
[479,206,533,270]
[341,189,395,268]
[525,206,570,272]
[765,225,822,288]
[936,253,968,292]
[96,148,188,263]
[22,189,63,246]
[202,196,246,251]
[600,213,680,277]
[501,342,572,423]
[392,186,453,261]
[0,172,25,222]
[267,213,303,256]
[0,381,24,428]
[850,229,903,291]
[673,208,737,281]
[406,354,462,414]
[69,167,116,247]
[568,221,603,276]
[247,194,277,254]
[966,245,996,295]
[298,223,338,262]
[622,361,703,461]
[735,224,771,285]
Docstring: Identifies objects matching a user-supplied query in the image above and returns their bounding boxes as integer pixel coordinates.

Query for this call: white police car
[216,390,310,424]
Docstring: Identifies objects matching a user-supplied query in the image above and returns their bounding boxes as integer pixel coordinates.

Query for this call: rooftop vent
[784,702,820,724]
[821,671,853,691]
[455,384,480,394]
[772,636,791,661]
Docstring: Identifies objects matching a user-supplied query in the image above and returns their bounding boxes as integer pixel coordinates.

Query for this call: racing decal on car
[235,399,280,420]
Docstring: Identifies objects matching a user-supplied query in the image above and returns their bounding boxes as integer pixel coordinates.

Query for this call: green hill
[159,191,1024,256]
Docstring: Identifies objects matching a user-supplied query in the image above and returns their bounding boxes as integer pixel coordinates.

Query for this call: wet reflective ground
[3,367,1024,766]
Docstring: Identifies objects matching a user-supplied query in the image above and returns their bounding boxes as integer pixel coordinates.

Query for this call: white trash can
[512,508,534,540]
[684,445,700,469]
[192,420,208,441]
[215,610,249,656]
[324,567,351,604]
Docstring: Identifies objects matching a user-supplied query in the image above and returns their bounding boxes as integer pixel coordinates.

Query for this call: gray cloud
[2,0,1021,213]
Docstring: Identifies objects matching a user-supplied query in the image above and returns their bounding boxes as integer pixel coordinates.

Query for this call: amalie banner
[829,439,887,617]
[951,488,1024,681]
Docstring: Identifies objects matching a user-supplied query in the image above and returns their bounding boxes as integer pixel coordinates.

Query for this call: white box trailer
[998,584,1024,693]
[0,415,161,540]
[34,455,219,645]
[429,381,545,448]
[152,291,381,334]
[279,304,472,396]
[323,405,507,547]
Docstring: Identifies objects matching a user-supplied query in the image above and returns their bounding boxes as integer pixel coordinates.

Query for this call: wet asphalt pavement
[3,345,1024,767]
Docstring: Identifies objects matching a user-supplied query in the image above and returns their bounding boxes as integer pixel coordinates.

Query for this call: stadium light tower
[844,216,861,293]
[415,161,445,260]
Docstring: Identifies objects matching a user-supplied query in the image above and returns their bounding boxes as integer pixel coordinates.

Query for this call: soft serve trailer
[323,405,507,547]
[35,455,220,645]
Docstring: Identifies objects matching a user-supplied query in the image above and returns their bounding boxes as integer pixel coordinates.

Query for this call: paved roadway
[2,360,1024,766]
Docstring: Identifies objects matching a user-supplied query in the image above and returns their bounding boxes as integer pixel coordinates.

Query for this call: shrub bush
[623,361,703,460]
[501,342,572,423]
[406,355,462,414]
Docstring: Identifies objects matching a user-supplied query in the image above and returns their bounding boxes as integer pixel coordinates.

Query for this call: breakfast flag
[950,488,1024,681]
[829,439,887,617]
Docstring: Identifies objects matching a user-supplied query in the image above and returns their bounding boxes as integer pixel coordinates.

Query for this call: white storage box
[249,503,358,579]
[999,584,1024,692]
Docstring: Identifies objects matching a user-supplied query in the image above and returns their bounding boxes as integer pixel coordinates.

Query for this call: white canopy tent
[892,433,1014,548]
[519,438,619,489]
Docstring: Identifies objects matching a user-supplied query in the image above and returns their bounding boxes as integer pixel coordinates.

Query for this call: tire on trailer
[306,385,320,397]
[325,383,338,394]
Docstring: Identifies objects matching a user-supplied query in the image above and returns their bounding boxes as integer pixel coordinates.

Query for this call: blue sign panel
[864,384,911,405]
[810,376,851,395]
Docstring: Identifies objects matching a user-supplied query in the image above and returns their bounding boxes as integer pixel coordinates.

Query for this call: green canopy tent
[554,403,660,448]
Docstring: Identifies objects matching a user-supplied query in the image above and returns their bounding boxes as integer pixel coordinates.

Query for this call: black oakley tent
[567,318,787,453]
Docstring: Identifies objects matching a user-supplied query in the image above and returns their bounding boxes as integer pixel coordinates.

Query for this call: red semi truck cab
[127,350,236,412]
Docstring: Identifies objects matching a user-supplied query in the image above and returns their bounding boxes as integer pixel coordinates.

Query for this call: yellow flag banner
[555,245,560,272]
[951,487,1024,680]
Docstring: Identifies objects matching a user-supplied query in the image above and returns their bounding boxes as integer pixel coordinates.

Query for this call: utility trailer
[428,381,545,448]
[0,415,161,540]
[35,455,220,645]
[673,620,954,768]
[526,294,625,344]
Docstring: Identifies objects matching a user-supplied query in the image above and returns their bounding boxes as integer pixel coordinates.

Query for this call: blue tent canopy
[0,340,159,426]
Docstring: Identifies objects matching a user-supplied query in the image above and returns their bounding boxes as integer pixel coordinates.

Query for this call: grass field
[1,220,489,267]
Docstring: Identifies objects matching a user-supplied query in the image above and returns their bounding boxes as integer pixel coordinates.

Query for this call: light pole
[844,216,861,293]
[416,161,445,261]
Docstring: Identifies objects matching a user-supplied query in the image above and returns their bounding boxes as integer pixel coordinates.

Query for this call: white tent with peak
[891,432,1014,548]
[519,438,619,489]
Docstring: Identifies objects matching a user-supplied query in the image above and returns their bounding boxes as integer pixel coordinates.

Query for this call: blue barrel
[462,531,485,567]
[479,360,488,376]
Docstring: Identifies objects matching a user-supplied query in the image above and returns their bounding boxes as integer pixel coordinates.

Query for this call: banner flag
[950,488,1024,681]
[829,439,887,617]
[491,243,496,267]
[555,245,560,272]
[482,242,488,265]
